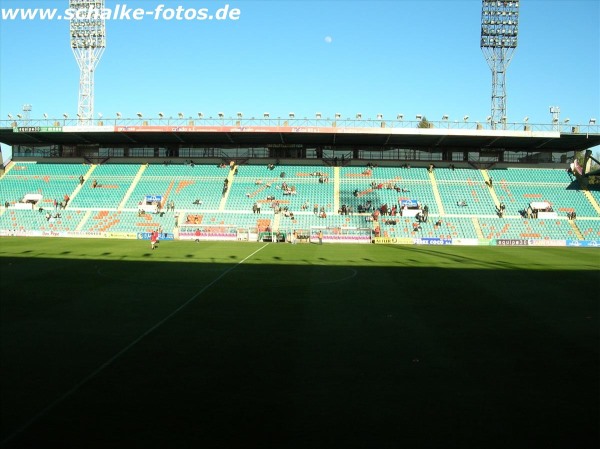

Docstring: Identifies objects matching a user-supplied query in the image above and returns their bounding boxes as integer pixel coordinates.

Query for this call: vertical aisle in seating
[118,164,147,210]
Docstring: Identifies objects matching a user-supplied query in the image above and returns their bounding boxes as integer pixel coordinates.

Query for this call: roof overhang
[1,125,598,152]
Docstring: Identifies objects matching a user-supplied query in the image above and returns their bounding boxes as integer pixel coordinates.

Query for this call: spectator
[497,202,505,218]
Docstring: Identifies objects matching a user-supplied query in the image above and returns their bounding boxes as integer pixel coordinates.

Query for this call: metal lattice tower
[70,0,106,124]
[480,0,519,130]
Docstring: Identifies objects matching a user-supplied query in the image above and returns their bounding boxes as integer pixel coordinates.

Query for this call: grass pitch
[0,237,598,449]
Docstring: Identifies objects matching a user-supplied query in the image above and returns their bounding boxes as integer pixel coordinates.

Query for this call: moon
[324,36,333,44]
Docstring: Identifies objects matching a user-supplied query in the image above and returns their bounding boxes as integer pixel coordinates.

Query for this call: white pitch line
[0,243,269,448]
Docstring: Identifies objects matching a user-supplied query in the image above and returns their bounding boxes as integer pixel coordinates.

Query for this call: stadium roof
[1,123,599,152]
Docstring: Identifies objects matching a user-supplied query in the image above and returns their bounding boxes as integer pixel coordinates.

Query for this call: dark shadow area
[0,257,598,449]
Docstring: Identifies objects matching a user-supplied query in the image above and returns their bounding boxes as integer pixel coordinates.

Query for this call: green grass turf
[0,237,598,449]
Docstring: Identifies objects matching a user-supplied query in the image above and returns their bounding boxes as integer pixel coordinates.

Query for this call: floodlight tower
[480,0,519,130]
[69,0,106,125]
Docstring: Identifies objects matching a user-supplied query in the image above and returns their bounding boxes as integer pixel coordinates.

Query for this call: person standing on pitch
[150,230,158,250]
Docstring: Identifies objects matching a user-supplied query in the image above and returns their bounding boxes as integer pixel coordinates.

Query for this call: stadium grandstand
[1,120,599,246]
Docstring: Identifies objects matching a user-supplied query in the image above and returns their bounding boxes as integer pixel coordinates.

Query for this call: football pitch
[0,237,598,449]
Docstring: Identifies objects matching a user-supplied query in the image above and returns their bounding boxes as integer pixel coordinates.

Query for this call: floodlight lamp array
[69,0,106,49]
[481,0,519,48]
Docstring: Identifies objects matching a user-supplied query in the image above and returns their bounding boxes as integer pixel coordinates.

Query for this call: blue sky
[0,0,598,159]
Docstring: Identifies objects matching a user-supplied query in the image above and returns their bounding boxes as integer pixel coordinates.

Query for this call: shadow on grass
[1,256,598,449]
